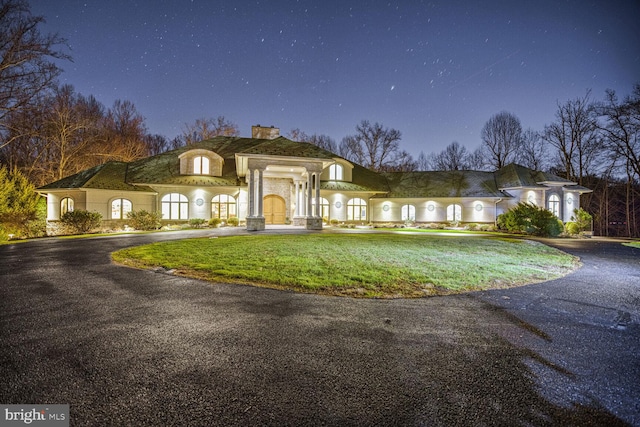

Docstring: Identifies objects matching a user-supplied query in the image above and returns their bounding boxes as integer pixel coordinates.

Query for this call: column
[314,173,321,218]
[247,169,254,218]
[294,180,300,217]
[306,174,313,218]
[257,168,264,217]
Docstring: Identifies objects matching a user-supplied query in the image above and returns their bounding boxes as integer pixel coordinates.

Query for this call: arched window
[329,164,343,180]
[161,193,188,219]
[548,194,560,217]
[111,198,132,219]
[193,156,210,175]
[347,198,367,221]
[446,204,462,222]
[312,197,330,219]
[401,204,416,221]
[211,194,237,219]
[60,197,74,216]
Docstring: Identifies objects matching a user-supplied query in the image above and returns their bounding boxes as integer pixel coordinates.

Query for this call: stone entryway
[264,195,286,224]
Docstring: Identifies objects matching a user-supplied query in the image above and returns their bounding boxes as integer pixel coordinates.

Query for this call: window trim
[211,194,237,219]
[329,164,344,180]
[347,198,367,221]
[60,197,74,216]
[161,193,189,220]
[446,204,462,222]
[548,194,560,217]
[111,198,132,220]
[401,204,416,221]
[193,156,210,175]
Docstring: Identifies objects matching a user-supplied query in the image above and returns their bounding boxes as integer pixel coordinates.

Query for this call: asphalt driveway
[1,230,638,426]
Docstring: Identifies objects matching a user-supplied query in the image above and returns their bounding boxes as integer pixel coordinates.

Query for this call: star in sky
[30,0,640,157]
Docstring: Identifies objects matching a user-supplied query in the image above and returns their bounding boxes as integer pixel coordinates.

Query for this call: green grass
[623,241,640,248]
[112,234,578,298]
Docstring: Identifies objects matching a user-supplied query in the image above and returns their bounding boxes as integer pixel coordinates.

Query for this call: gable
[178,149,224,176]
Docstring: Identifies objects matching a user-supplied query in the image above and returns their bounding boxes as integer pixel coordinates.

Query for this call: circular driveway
[1,230,638,426]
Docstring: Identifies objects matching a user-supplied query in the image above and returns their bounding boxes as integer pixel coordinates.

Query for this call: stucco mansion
[38,125,591,231]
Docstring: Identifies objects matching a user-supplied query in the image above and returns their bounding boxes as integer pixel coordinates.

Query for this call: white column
[306,175,313,218]
[294,180,300,216]
[247,169,255,217]
[314,173,321,218]
[257,168,264,217]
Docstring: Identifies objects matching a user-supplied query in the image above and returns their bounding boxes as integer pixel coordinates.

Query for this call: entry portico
[236,153,333,230]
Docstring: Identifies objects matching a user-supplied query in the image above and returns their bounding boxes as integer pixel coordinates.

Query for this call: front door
[263,195,286,224]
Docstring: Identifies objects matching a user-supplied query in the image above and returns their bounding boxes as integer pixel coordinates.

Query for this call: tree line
[1,0,638,237]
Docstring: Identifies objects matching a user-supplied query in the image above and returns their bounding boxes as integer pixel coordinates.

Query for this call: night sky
[30,0,640,157]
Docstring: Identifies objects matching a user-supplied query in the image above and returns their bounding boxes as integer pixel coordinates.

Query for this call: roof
[37,140,588,199]
[377,170,508,198]
[37,162,154,192]
[495,163,575,189]
[126,136,338,186]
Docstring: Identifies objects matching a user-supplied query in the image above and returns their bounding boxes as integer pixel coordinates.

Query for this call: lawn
[111,234,579,298]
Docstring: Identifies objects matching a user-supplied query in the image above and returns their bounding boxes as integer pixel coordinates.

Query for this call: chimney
[251,124,280,140]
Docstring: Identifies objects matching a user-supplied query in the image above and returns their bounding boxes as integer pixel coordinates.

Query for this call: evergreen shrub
[126,210,161,231]
[60,210,102,234]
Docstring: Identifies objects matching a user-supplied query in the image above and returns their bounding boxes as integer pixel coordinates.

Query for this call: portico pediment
[235,153,331,178]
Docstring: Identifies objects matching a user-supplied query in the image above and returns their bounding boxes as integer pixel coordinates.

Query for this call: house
[37,125,592,231]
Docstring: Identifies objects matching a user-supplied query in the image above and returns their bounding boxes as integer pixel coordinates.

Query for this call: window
[60,197,74,215]
[161,193,188,219]
[329,164,343,180]
[312,197,330,219]
[211,194,237,219]
[401,204,416,221]
[446,204,462,222]
[548,194,560,217]
[347,198,367,221]
[111,198,132,219]
[193,156,210,175]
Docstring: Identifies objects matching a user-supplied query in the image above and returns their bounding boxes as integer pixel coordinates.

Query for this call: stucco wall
[370,198,498,224]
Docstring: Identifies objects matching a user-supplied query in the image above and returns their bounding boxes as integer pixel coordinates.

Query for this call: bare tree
[428,141,470,171]
[0,0,70,148]
[287,128,309,142]
[5,84,104,185]
[339,120,406,172]
[181,116,239,144]
[287,128,338,153]
[308,134,338,153]
[543,90,603,184]
[415,151,429,171]
[144,134,171,156]
[598,85,640,181]
[480,111,523,169]
[466,147,489,171]
[41,85,104,182]
[517,128,548,171]
[98,99,148,162]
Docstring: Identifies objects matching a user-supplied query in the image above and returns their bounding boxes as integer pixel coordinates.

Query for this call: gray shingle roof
[377,170,508,198]
[38,140,586,200]
[38,162,154,192]
[495,163,575,189]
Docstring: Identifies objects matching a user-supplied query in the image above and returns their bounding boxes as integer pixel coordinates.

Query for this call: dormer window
[329,164,343,180]
[179,149,223,176]
[194,156,210,175]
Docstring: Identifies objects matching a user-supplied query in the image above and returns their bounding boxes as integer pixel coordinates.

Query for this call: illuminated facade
[38,126,591,231]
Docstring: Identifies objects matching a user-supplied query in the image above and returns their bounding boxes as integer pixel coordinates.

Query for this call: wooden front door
[263,195,286,224]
